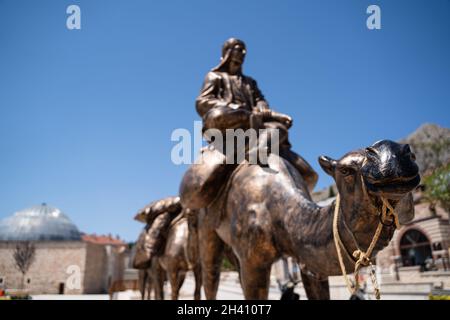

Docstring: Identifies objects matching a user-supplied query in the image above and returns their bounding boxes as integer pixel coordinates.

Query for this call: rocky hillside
[400,123,450,175]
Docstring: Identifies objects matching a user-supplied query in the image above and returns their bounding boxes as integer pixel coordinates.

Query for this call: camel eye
[339,167,354,176]
[366,147,377,156]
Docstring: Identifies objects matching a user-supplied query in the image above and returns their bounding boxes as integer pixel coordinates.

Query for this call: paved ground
[32,271,435,300]
[32,272,290,300]
[172,272,285,300]
[32,294,110,300]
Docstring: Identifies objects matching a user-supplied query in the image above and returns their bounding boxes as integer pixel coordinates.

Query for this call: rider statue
[134,38,319,268]
[180,38,318,209]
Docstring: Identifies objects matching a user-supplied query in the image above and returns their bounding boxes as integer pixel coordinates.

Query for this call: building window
[27,278,31,284]
[400,229,433,270]
[432,242,443,251]
[59,283,65,295]
[0,277,4,285]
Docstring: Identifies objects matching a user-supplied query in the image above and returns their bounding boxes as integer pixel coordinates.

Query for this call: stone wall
[0,241,126,295]
[83,242,107,293]
[0,241,87,294]
[82,244,128,294]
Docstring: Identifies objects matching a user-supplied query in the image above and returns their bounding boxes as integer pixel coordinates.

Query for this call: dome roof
[0,203,82,241]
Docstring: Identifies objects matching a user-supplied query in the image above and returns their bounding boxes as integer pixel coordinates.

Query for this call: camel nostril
[401,144,416,162]
[403,144,411,155]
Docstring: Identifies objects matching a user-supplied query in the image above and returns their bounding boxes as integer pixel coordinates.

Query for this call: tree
[423,163,450,214]
[328,186,335,198]
[13,242,36,289]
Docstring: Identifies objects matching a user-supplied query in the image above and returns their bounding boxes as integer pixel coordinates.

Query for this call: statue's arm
[249,77,292,128]
[195,72,229,118]
[249,78,270,112]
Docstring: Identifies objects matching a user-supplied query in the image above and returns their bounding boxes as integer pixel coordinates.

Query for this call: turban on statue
[212,38,246,72]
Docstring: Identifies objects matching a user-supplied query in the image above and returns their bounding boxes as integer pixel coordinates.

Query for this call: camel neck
[332,196,394,270]
[281,194,384,275]
[281,193,335,254]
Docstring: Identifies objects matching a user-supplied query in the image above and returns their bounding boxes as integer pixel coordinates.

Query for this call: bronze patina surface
[137,39,420,300]
[197,140,419,299]
[152,212,202,300]
[138,259,165,300]
[134,202,202,300]
[133,197,181,269]
[179,39,420,300]
[180,38,318,210]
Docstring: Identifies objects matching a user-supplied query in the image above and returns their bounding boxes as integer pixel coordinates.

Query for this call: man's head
[213,38,247,72]
[222,38,246,65]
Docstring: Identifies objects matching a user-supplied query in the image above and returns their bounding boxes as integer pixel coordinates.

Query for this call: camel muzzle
[361,140,420,198]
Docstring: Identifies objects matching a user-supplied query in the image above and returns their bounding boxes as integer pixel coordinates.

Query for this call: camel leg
[199,226,225,300]
[154,275,165,300]
[177,272,187,299]
[169,269,186,300]
[138,269,147,300]
[300,270,330,300]
[240,262,272,300]
[152,261,165,300]
[193,264,202,300]
[146,270,153,300]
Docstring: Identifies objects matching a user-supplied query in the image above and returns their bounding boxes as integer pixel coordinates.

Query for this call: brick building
[376,189,450,275]
[0,203,127,294]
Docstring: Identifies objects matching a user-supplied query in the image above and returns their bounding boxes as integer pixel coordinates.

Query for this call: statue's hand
[283,115,293,128]
[271,111,293,128]
[229,103,242,110]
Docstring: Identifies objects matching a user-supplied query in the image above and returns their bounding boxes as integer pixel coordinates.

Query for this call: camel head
[318,140,420,225]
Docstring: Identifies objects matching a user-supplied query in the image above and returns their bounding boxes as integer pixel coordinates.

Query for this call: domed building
[0,204,127,295]
[0,203,82,242]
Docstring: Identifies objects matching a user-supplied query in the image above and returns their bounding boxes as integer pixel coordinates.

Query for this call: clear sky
[0,0,449,241]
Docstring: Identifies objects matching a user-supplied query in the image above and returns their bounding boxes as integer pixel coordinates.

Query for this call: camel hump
[179,147,235,209]
[268,153,311,194]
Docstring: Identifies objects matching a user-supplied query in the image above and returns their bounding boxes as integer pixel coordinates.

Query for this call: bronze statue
[133,196,181,269]
[180,38,318,210]
[134,39,420,300]
[178,39,420,299]
[134,198,202,300]
[138,259,165,300]
[196,140,419,299]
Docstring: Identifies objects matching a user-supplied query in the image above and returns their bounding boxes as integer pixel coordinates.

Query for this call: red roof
[81,233,126,246]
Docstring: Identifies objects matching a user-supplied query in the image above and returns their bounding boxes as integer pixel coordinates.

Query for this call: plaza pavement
[32,271,293,300]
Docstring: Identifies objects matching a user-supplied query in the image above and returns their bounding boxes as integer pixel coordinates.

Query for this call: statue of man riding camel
[180,37,318,209]
[134,38,420,301]
[134,37,318,268]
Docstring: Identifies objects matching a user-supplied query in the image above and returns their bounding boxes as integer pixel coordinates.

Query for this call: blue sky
[0,0,449,241]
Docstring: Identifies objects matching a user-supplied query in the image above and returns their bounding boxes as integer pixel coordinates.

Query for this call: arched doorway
[400,229,433,270]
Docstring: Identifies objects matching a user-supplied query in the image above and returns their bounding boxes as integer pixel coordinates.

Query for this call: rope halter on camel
[332,176,400,300]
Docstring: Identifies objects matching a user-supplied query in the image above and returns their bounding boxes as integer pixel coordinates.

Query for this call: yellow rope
[332,194,355,295]
[332,184,400,300]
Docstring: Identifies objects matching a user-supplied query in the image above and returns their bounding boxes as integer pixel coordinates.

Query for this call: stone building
[0,203,128,295]
[376,189,450,278]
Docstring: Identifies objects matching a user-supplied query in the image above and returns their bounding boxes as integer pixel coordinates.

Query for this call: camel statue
[196,140,420,299]
[154,211,202,300]
[138,259,165,300]
[135,205,203,300]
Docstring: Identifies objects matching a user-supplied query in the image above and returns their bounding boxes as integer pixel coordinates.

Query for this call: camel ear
[319,156,336,177]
